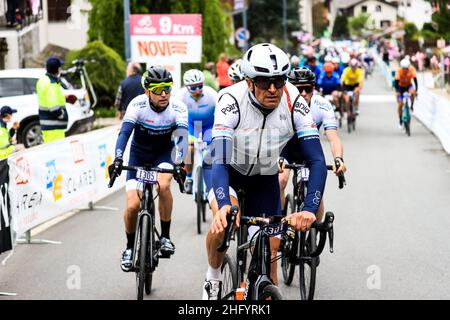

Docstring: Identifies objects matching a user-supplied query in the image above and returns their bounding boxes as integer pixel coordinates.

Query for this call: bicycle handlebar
[309,211,334,256]
[108,164,185,193]
[284,160,346,189]
[217,205,239,253]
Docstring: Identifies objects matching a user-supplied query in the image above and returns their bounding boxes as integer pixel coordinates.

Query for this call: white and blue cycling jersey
[210,81,327,215]
[114,94,188,190]
[176,85,217,144]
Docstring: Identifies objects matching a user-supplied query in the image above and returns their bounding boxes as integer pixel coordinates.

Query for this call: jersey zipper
[246,114,267,176]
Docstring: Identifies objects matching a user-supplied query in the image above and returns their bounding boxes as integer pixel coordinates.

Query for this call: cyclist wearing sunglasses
[176,69,218,194]
[279,67,346,221]
[202,43,327,299]
[110,65,189,272]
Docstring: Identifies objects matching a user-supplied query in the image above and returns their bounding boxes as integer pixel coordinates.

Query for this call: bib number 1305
[136,169,158,184]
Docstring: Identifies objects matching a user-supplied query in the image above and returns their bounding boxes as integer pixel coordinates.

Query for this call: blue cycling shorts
[208,166,281,217]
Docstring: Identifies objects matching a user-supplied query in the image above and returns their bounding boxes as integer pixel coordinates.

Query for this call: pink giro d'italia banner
[130,14,202,63]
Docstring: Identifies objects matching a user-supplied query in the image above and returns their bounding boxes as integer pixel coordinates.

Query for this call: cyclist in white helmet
[202,43,327,299]
[228,59,244,84]
[177,69,218,194]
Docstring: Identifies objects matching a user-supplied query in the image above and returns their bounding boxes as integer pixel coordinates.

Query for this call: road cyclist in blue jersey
[177,69,218,196]
[109,66,189,272]
[202,43,328,300]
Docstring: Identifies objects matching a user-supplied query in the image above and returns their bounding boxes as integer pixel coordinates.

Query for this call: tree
[424,0,450,39]
[404,22,419,40]
[65,41,126,108]
[312,2,328,38]
[88,0,232,63]
[246,0,299,52]
[348,13,370,37]
[332,14,349,39]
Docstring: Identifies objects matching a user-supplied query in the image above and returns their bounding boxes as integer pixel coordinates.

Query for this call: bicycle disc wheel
[281,194,297,285]
[259,284,285,300]
[136,214,149,300]
[196,166,203,234]
[220,254,238,300]
[299,229,317,300]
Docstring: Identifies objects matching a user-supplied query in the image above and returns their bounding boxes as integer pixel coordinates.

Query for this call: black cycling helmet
[141,65,173,89]
[287,67,316,85]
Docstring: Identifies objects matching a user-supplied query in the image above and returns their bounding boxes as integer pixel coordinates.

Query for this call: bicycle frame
[192,133,208,202]
[401,92,411,124]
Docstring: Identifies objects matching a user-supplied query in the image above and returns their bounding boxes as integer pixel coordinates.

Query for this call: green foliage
[332,14,349,39]
[348,13,370,37]
[405,22,419,40]
[247,0,299,52]
[65,41,126,108]
[312,2,328,38]
[88,0,231,64]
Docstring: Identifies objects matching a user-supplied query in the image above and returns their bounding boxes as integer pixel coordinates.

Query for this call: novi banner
[0,159,12,254]
[7,125,127,242]
[130,14,202,63]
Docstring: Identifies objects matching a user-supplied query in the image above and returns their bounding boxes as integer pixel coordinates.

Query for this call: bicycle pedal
[159,252,172,259]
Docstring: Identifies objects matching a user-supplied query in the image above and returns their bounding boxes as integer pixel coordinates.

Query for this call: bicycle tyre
[281,194,296,285]
[136,214,149,300]
[347,116,352,133]
[237,224,248,277]
[259,284,285,300]
[299,229,317,300]
[220,254,238,300]
[196,166,203,234]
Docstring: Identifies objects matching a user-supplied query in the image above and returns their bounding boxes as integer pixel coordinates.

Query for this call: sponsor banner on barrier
[7,125,127,241]
[0,159,12,254]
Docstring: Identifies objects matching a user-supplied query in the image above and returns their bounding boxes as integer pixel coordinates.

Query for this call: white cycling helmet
[183,69,205,86]
[241,43,291,79]
[400,59,410,69]
[228,59,244,82]
[350,58,359,68]
[332,56,341,64]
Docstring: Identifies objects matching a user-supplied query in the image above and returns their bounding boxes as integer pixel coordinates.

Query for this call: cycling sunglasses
[188,84,203,92]
[253,76,286,90]
[147,82,173,95]
[295,85,314,94]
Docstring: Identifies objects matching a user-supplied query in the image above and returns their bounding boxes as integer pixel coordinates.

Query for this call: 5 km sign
[130,14,202,63]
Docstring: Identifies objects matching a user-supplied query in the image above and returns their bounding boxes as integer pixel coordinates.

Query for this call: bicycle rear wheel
[220,254,238,300]
[281,194,297,285]
[196,166,203,234]
[299,229,317,300]
[259,284,285,300]
[136,214,150,300]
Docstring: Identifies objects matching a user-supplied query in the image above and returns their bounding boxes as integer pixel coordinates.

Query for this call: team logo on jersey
[221,102,238,115]
[294,101,310,116]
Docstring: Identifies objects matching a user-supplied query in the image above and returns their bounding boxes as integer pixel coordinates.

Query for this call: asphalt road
[1,66,450,300]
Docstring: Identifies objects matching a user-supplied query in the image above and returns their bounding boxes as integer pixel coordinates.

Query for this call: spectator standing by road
[203,62,219,90]
[36,57,69,144]
[0,106,23,159]
[114,63,144,120]
[216,53,232,90]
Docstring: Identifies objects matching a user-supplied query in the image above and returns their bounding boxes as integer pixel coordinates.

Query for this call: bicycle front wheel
[136,214,150,300]
[281,194,297,285]
[299,229,317,300]
[259,284,285,300]
[220,254,238,300]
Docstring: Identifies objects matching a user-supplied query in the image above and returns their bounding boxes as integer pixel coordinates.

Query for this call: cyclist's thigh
[126,148,154,192]
[126,189,142,212]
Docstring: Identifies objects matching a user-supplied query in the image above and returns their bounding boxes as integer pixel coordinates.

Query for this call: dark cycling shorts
[208,166,282,216]
[343,84,359,92]
[126,146,174,191]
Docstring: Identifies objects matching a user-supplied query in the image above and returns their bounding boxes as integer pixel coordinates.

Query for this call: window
[24,78,38,95]
[0,78,26,97]
[376,5,382,12]
[361,5,367,13]
[48,0,71,22]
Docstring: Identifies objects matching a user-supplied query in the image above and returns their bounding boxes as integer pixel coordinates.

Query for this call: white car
[0,67,95,148]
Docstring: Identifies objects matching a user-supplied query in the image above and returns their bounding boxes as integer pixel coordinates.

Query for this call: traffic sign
[235,27,250,41]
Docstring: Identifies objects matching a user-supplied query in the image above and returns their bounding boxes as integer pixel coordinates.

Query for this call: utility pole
[124,0,131,62]
[242,3,249,52]
[283,0,288,52]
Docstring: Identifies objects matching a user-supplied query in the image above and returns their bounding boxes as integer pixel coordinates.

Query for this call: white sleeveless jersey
[176,86,217,126]
[310,95,338,131]
[213,81,319,176]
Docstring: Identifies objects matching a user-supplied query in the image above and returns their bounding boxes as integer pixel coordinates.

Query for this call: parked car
[0,62,96,148]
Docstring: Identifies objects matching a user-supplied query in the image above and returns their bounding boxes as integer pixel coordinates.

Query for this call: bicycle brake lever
[328,227,334,253]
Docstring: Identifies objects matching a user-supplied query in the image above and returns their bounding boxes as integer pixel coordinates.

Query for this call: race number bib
[136,169,158,184]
